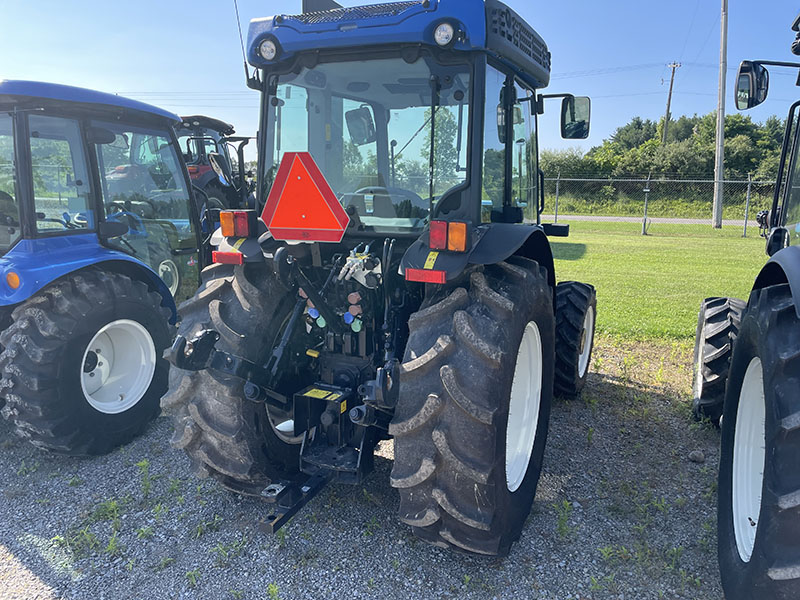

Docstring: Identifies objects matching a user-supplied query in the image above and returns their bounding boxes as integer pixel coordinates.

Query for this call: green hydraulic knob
[351,319,363,333]
[316,316,327,329]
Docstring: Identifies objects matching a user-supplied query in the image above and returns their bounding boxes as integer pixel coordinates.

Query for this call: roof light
[259,39,278,61]
[434,22,455,47]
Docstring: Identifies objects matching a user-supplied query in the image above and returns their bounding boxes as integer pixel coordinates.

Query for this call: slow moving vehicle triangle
[262,152,350,242]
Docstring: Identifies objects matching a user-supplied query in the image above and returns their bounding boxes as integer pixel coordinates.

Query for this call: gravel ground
[0,336,724,600]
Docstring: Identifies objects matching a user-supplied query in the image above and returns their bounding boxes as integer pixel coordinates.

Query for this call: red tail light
[220,210,259,238]
[429,221,448,250]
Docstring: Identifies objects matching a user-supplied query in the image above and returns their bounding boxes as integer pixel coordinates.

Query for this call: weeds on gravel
[363,516,381,536]
[136,459,152,498]
[210,536,248,567]
[267,583,280,600]
[68,476,83,487]
[228,591,244,599]
[137,526,154,540]
[153,502,168,521]
[554,500,574,538]
[16,459,39,476]
[153,556,175,571]
[195,514,223,538]
[185,569,200,588]
[105,531,123,557]
[89,498,124,530]
[53,526,99,558]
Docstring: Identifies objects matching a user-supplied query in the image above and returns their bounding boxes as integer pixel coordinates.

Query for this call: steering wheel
[106,198,158,219]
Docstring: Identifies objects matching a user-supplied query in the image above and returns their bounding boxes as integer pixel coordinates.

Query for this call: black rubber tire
[692,296,746,425]
[717,283,800,599]
[0,270,172,455]
[162,262,301,496]
[391,258,555,556]
[554,281,596,398]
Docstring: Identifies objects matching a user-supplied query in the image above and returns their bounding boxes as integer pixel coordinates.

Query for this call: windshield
[0,114,21,251]
[262,53,471,232]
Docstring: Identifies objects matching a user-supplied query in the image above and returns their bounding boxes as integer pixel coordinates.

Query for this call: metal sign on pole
[712,0,728,229]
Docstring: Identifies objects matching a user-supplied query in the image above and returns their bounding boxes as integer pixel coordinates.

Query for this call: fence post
[641,173,651,236]
[743,173,752,238]
[554,170,561,223]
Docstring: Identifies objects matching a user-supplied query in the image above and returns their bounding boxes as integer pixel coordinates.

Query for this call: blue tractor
[0,80,204,455]
[691,15,800,599]
[165,0,596,556]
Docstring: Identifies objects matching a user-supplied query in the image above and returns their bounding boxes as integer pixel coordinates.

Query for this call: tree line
[541,112,786,181]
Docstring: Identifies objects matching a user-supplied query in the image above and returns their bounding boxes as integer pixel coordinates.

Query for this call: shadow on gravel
[0,336,724,600]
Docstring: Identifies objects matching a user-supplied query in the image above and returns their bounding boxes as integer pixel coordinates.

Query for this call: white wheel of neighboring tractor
[391,257,555,556]
[554,281,597,398]
[80,319,157,415]
[0,270,172,455]
[158,258,181,297]
[717,283,800,599]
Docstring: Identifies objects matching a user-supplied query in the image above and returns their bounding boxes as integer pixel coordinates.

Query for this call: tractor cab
[175,115,255,209]
[0,80,203,303]
[248,0,590,251]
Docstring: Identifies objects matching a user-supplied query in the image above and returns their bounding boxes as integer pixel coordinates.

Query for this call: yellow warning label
[424,251,439,270]
[327,393,342,402]
[339,399,348,414]
[304,388,331,399]
[232,238,246,251]
[306,349,320,359]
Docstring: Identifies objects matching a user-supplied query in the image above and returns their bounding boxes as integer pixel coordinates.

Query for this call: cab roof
[0,80,180,124]
[178,115,236,136]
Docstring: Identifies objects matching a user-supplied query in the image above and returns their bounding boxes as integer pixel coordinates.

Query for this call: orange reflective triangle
[262,152,350,243]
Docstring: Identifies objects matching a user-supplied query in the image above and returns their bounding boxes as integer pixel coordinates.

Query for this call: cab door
[90,120,202,302]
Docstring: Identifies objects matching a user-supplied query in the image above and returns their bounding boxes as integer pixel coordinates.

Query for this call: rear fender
[753,245,800,319]
[400,223,555,288]
[0,235,177,322]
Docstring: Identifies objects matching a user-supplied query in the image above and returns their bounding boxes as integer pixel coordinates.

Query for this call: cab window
[29,114,93,232]
[92,121,198,300]
[0,115,21,249]
[482,65,507,222]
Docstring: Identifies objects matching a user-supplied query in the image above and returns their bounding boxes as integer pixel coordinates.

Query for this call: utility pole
[662,62,681,144]
[712,0,728,229]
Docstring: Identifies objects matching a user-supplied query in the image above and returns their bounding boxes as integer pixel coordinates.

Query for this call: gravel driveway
[0,337,724,600]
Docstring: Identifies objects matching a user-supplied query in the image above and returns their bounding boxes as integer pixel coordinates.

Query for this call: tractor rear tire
[717,284,800,599]
[162,262,301,496]
[391,259,555,556]
[554,281,596,398]
[0,270,172,455]
[692,297,745,425]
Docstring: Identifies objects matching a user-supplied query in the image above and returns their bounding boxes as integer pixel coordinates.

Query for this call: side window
[513,82,537,214]
[0,115,21,248]
[29,115,93,232]
[482,65,507,222]
[93,121,199,300]
[783,109,800,245]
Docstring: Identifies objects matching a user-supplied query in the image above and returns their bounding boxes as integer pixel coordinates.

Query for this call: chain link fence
[539,174,776,237]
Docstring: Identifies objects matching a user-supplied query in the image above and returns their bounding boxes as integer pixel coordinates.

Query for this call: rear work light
[212,251,244,266]
[429,220,469,252]
[219,210,259,238]
[405,268,447,284]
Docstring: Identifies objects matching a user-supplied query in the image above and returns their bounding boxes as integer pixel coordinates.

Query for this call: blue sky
[1,0,799,160]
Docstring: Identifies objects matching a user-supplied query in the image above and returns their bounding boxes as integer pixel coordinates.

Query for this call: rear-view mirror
[561,96,591,139]
[736,61,769,110]
[86,126,117,145]
[208,152,233,187]
[345,106,376,146]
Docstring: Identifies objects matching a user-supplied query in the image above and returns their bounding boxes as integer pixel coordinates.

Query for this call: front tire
[692,297,745,425]
[554,281,596,398]
[391,259,555,555]
[717,284,800,599]
[0,270,172,455]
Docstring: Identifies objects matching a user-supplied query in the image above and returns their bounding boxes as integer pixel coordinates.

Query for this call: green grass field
[551,220,768,340]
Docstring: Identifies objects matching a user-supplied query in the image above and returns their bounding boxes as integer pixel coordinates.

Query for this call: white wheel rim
[693,324,705,399]
[506,321,543,492]
[577,306,595,378]
[732,357,766,563]
[158,259,180,296]
[80,319,157,415]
